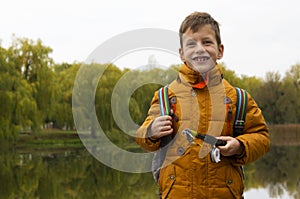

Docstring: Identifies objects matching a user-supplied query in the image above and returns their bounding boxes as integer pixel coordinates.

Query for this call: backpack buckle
[234,120,244,136]
[235,120,244,127]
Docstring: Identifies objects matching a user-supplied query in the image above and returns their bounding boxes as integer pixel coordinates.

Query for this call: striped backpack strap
[158,85,174,146]
[151,85,173,183]
[158,85,171,116]
[233,87,248,137]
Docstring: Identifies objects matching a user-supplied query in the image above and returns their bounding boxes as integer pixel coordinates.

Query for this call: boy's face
[179,24,224,74]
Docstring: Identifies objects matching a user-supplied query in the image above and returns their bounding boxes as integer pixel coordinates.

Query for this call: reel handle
[215,139,227,147]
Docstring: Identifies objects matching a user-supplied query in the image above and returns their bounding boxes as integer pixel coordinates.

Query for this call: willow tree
[7,37,55,130]
[0,45,38,140]
[51,62,80,129]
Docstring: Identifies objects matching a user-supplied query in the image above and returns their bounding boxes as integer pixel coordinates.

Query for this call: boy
[136,12,270,199]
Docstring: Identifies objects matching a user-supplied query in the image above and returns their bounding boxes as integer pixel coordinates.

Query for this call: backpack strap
[158,85,171,116]
[151,85,173,183]
[158,85,174,146]
[233,87,248,137]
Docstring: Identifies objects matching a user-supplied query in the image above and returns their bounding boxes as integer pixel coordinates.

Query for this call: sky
[1,0,300,78]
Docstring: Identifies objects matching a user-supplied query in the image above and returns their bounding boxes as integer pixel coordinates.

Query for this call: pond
[0,144,299,199]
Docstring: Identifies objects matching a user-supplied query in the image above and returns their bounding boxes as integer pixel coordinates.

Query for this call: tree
[256,72,285,124]
[7,37,55,130]
[281,64,300,123]
[239,75,263,99]
[51,62,80,129]
[219,63,243,87]
[0,44,38,140]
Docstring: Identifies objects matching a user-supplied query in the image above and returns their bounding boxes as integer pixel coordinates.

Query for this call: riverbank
[10,123,300,153]
[14,128,140,154]
[269,124,300,146]
[14,129,84,154]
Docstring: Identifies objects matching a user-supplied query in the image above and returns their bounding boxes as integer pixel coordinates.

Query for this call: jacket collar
[179,63,223,89]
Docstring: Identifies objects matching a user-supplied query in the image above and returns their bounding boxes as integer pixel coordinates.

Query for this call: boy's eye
[203,40,213,45]
[187,42,195,46]
[186,40,196,47]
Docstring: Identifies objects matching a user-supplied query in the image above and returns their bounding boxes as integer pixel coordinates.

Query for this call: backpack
[151,85,248,183]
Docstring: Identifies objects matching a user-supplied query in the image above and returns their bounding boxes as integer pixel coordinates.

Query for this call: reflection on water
[244,145,300,199]
[0,145,299,199]
[0,148,158,199]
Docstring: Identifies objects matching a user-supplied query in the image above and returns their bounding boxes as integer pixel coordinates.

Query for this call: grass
[14,128,143,153]
[16,129,84,150]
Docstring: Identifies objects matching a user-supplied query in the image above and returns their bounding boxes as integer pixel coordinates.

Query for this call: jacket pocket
[158,165,176,199]
[226,165,244,199]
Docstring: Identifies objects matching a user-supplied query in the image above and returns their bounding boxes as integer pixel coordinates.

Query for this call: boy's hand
[216,136,245,157]
[149,115,173,139]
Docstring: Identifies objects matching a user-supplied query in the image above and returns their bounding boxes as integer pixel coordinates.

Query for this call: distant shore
[13,124,300,152]
[269,124,300,146]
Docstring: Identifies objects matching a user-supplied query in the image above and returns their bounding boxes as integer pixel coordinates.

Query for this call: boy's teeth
[194,57,208,62]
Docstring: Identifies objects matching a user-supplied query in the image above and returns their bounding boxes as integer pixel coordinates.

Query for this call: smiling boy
[179,24,223,74]
[136,12,270,199]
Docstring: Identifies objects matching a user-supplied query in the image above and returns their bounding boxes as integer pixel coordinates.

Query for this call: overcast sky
[1,0,299,77]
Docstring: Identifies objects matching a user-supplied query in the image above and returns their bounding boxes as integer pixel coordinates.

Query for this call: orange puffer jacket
[136,64,270,199]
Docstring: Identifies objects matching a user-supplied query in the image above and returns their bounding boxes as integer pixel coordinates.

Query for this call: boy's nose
[195,43,205,53]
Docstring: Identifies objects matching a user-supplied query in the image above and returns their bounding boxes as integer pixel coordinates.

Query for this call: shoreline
[4,124,300,153]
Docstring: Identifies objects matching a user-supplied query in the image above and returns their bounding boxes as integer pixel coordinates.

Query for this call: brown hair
[179,12,221,47]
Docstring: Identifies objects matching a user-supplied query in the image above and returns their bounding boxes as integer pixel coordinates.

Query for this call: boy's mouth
[191,56,210,63]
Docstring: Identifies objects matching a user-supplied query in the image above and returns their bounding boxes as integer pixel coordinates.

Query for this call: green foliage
[220,62,243,87]
[255,72,285,124]
[52,62,80,129]
[0,36,299,142]
[0,44,38,140]
[282,64,300,123]
[96,64,123,131]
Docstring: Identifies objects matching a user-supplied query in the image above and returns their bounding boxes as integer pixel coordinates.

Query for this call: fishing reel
[210,147,221,163]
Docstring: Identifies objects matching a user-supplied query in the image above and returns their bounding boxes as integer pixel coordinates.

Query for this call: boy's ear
[217,44,224,60]
[179,48,186,62]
